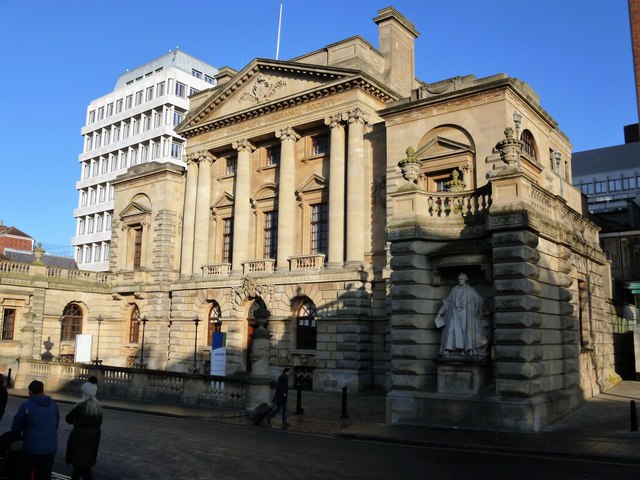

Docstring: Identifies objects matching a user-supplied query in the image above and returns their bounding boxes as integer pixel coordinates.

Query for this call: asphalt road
[1,398,638,480]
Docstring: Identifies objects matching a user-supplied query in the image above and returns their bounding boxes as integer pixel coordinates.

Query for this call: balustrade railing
[0,260,109,283]
[290,254,326,272]
[426,188,492,218]
[242,259,275,275]
[0,261,31,274]
[16,360,247,409]
[202,263,232,277]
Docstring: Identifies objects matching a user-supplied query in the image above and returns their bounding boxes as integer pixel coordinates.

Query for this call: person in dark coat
[266,367,291,428]
[11,380,59,480]
[65,381,103,480]
[0,374,8,423]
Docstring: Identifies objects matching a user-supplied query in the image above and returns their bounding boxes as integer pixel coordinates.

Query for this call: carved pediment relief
[119,201,151,221]
[296,173,326,196]
[416,136,475,160]
[211,191,235,212]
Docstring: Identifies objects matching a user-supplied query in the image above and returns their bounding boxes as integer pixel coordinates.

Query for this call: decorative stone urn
[495,127,524,168]
[444,169,466,192]
[398,146,422,184]
[32,242,45,265]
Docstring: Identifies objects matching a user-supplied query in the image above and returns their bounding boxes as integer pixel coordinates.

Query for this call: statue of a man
[434,273,487,356]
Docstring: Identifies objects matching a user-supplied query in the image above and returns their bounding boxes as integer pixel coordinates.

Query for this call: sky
[0,0,636,253]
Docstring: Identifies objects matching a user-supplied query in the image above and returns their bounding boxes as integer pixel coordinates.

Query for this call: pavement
[10,380,640,466]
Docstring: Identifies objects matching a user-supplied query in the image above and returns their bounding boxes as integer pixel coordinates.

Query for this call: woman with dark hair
[65,381,102,480]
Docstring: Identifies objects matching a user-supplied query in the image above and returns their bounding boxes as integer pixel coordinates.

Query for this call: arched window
[207,302,222,346]
[129,306,140,343]
[521,130,537,160]
[296,300,317,350]
[61,303,83,341]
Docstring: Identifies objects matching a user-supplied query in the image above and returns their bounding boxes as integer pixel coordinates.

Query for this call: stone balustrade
[425,188,492,218]
[14,360,248,409]
[0,261,109,283]
[289,254,326,271]
[242,259,275,275]
[201,263,232,277]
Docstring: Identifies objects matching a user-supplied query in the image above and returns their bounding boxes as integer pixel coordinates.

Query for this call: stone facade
[0,6,620,430]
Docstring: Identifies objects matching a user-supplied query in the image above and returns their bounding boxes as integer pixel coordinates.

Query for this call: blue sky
[0,0,635,252]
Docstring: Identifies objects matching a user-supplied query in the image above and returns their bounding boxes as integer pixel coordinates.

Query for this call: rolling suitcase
[250,402,273,425]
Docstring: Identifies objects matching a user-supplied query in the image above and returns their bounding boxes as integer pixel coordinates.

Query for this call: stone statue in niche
[435,273,488,357]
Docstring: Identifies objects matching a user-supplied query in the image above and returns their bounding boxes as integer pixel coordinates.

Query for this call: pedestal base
[436,357,488,394]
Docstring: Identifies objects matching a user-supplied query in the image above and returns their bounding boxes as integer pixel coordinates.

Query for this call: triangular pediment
[296,173,326,195]
[415,136,475,160]
[212,191,235,210]
[119,201,151,220]
[179,59,396,137]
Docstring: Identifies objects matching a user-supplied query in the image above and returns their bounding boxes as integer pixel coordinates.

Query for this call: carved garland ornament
[239,74,287,105]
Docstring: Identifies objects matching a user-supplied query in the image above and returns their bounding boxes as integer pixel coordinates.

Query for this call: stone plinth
[436,357,488,394]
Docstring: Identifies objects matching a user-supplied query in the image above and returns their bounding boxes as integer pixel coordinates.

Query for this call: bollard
[6,368,12,388]
[295,384,304,415]
[631,400,638,432]
[341,386,349,419]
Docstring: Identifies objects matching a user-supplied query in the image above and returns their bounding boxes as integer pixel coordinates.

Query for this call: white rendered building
[73,50,218,271]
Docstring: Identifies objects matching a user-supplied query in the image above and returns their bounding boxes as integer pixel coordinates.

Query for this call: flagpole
[276,1,283,60]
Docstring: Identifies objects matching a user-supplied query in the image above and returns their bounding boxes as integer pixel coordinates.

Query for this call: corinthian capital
[347,108,367,126]
[324,113,345,129]
[275,126,300,143]
[186,149,215,165]
[232,138,256,153]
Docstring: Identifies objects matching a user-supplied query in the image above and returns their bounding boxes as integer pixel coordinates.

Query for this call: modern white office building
[73,50,218,271]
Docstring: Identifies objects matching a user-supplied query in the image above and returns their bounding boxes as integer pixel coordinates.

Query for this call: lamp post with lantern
[137,314,148,368]
[192,314,200,372]
[93,315,103,365]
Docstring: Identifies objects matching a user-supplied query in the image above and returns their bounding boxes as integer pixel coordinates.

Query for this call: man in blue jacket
[12,380,60,480]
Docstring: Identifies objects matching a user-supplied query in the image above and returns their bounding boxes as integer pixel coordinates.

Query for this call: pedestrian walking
[266,367,291,428]
[0,374,8,423]
[11,380,59,480]
[65,381,103,480]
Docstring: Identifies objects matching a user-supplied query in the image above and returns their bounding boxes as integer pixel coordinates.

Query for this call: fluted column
[275,127,300,271]
[231,139,255,274]
[325,114,346,268]
[180,153,199,275]
[345,108,367,266]
[192,152,214,273]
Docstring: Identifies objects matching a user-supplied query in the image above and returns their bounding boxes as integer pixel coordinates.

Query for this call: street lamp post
[138,314,148,368]
[555,151,564,198]
[93,315,103,365]
[58,315,65,360]
[192,314,200,372]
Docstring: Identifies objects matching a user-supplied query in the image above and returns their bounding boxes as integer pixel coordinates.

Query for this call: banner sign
[210,332,226,376]
[75,334,93,363]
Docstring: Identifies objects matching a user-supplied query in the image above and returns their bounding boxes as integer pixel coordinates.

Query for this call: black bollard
[341,386,349,419]
[295,384,304,415]
[6,368,11,388]
[631,400,638,432]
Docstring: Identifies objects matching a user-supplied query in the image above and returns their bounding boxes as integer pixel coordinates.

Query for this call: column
[231,139,255,274]
[345,108,367,266]
[180,153,199,275]
[192,152,214,273]
[275,127,300,271]
[325,114,346,268]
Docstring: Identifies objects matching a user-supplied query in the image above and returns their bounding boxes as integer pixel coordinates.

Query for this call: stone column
[192,152,214,273]
[345,108,367,267]
[275,127,300,271]
[325,114,346,268]
[231,139,255,274]
[180,153,199,276]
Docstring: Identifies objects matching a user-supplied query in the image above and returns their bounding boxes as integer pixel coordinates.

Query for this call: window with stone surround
[129,305,140,343]
[310,203,328,255]
[311,134,329,156]
[520,129,537,160]
[61,303,83,341]
[222,218,233,264]
[296,299,317,350]
[2,308,15,340]
[207,302,222,346]
[263,211,278,260]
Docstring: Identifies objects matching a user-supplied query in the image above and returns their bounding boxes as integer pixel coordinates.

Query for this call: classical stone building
[0,6,620,431]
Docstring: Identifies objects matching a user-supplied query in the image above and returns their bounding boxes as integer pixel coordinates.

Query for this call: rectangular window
[101,158,107,174]
[153,111,162,128]
[266,145,281,166]
[109,185,114,200]
[622,177,636,190]
[263,211,278,260]
[190,87,199,96]
[192,69,202,79]
[125,95,133,109]
[88,110,96,124]
[175,81,186,98]
[205,75,215,85]
[141,145,148,162]
[145,86,154,102]
[78,219,85,235]
[171,143,181,158]
[87,217,94,233]
[97,215,103,232]
[104,130,110,146]
[106,103,113,117]
[115,99,123,113]
[173,111,184,126]
[135,90,143,105]
[105,213,112,230]
[608,179,622,192]
[103,244,110,260]
[94,244,101,262]
[311,134,329,156]
[2,308,15,340]
[97,107,104,121]
[226,156,237,176]
[594,181,606,194]
[133,227,143,270]
[152,141,160,159]
[99,185,105,202]
[157,81,165,97]
[133,119,140,135]
[83,163,90,179]
[122,122,129,139]
[114,126,120,142]
[222,218,233,263]
[143,115,151,131]
[95,133,101,148]
[80,191,87,207]
[581,183,594,195]
[310,203,328,255]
